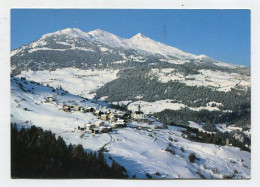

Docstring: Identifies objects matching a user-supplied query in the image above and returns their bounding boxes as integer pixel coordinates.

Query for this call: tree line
[11,124,128,179]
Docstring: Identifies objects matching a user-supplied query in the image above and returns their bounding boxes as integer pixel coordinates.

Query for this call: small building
[79,106,85,113]
[94,110,100,116]
[70,105,79,111]
[101,114,107,121]
[115,119,126,128]
[86,107,91,112]
[110,122,118,128]
[131,111,144,120]
[108,113,114,119]
[99,126,111,133]
[63,105,70,112]
[78,125,86,131]
[226,138,230,146]
[95,121,105,128]
[86,107,95,113]
[91,128,99,134]
[85,123,95,130]
[46,96,56,102]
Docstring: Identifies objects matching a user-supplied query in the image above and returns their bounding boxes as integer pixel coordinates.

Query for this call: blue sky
[11,9,250,66]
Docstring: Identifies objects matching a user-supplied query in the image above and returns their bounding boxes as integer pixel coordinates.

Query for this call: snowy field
[17,68,119,99]
[150,68,250,92]
[127,100,222,114]
[11,77,251,179]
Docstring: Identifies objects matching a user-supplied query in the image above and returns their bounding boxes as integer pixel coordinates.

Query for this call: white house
[95,121,105,128]
[115,119,126,128]
[101,114,107,120]
[94,110,100,116]
[79,106,85,113]
[63,105,70,112]
[110,122,118,128]
[99,126,111,133]
[132,111,144,120]
[92,128,100,134]
[85,123,95,130]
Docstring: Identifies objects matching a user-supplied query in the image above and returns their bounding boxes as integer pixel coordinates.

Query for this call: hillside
[11,77,251,179]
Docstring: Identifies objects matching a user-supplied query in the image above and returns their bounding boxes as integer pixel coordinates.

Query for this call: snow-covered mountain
[11,28,251,141]
[10,28,251,178]
[11,28,205,60]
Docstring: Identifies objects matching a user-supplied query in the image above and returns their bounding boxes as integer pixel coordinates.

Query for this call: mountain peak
[42,28,87,39]
[61,28,84,33]
[131,33,147,39]
[87,29,111,37]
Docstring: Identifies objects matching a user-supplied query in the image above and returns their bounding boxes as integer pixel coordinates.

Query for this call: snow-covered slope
[127,100,222,114]
[11,77,251,179]
[17,68,119,99]
[127,33,197,59]
[149,68,250,92]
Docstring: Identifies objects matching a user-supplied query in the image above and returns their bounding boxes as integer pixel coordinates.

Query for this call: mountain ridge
[11,28,227,64]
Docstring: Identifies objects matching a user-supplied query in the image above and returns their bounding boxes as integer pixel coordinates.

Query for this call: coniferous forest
[11,124,128,178]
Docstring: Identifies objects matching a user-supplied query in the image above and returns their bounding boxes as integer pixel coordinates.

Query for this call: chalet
[99,126,111,133]
[86,107,95,113]
[91,128,99,134]
[78,125,86,131]
[46,96,56,102]
[95,121,105,128]
[86,107,91,112]
[94,110,100,116]
[85,123,95,130]
[70,105,79,111]
[108,113,114,119]
[109,116,117,122]
[131,111,144,120]
[108,113,116,122]
[115,119,126,128]
[63,105,70,112]
[79,106,85,113]
[110,122,118,128]
[101,114,107,121]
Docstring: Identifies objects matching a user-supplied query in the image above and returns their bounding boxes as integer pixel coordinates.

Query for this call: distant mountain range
[11,28,247,74]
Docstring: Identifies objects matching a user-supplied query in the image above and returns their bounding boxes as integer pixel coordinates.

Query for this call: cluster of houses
[78,121,112,135]
[61,103,145,134]
[44,96,146,135]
